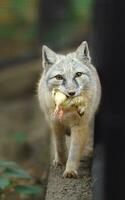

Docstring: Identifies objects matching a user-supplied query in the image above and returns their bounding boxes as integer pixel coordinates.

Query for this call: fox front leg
[63,125,89,178]
[51,122,67,167]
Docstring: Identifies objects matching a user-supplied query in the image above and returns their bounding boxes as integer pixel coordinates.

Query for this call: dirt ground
[0,60,92,200]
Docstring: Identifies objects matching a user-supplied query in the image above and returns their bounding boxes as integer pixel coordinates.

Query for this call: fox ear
[76,41,91,63]
[42,45,57,68]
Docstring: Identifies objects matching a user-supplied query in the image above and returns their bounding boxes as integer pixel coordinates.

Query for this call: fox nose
[68,91,76,96]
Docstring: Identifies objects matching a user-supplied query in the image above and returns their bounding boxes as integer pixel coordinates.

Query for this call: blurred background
[0,0,93,199]
[1,0,125,200]
[0,0,92,63]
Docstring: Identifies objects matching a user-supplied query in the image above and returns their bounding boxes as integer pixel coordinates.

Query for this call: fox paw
[63,169,78,178]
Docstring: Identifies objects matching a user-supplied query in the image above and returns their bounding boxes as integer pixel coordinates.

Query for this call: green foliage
[4,167,32,179]
[0,177,10,190]
[0,160,41,197]
[0,160,18,168]
[0,0,39,39]
[71,0,93,20]
[15,185,41,195]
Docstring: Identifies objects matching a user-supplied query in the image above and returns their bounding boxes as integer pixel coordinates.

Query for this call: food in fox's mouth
[54,91,67,106]
[52,90,88,120]
[52,90,88,108]
[52,90,67,120]
[52,90,87,120]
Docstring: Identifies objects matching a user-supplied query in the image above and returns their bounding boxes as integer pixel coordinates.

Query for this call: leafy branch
[0,160,41,197]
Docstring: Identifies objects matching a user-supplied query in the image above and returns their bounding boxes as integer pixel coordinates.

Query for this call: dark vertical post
[92,0,125,200]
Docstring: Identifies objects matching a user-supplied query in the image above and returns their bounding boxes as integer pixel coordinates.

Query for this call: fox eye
[75,72,83,78]
[55,74,63,80]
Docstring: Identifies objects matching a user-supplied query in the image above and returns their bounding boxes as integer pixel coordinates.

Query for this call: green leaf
[0,177,10,190]
[14,185,41,195]
[4,168,32,179]
[0,160,18,168]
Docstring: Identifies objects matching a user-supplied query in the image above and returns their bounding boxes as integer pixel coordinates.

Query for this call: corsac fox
[38,41,101,178]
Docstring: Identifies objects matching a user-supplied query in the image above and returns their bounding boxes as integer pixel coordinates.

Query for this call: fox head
[42,41,93,97]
